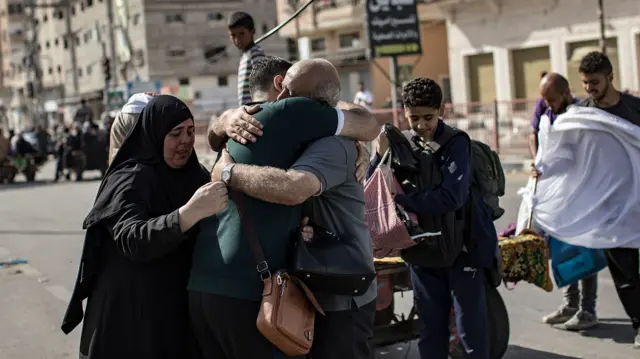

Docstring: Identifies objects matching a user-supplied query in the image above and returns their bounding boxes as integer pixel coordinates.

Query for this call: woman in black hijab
[62,95,228,359]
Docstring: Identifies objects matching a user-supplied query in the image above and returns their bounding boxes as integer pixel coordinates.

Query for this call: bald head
[281,59,341,106]
[539,72,572,115]
[540,72,569,95]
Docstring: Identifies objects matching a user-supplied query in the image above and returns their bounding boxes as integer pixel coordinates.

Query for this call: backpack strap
[425,123,470,156]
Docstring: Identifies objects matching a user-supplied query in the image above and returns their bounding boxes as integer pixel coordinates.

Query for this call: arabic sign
[366,0,422,58]
[106,90,126,111]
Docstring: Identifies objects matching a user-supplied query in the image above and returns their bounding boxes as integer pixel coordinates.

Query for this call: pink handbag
[364,150,417,258]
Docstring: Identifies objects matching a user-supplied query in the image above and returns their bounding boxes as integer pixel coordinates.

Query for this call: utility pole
[64,0,80,95]
[106,0,117,88]
[597,0,606,54]
[23,1,47,128]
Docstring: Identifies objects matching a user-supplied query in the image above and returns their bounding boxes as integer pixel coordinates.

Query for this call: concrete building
[31,0,286,123]
[0,0,28,129]
[440,0,640,106]
[275,0,451,108]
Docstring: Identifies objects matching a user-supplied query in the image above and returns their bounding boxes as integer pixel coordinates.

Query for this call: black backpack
[426,127,506,220]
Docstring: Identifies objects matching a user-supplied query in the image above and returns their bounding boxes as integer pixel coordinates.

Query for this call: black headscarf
[83,95,208,228]
[62,95,208,335]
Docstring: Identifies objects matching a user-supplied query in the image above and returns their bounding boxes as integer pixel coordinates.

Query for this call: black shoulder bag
[293,199,376,296]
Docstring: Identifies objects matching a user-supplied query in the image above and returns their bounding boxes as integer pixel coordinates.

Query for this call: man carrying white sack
[518,52,640,349]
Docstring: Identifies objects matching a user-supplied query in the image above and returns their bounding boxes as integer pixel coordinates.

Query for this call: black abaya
[62,95,209,359]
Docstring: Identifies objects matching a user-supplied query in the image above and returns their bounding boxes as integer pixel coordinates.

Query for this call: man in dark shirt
[188,59,381,359]
[536,73,599,331]
[574,51,640,348]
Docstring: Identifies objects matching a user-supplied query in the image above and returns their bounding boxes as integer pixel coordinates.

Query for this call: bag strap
[231,191,272,281]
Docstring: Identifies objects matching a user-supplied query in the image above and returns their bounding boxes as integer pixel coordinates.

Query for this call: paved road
[0,163,637,359]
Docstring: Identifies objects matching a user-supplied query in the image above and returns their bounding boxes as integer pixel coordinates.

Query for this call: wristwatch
[221,163,236,185]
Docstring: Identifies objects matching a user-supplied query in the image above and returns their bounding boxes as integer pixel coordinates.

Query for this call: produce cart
[372,257,510,359]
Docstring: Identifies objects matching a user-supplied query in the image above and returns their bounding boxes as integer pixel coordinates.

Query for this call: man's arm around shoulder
[215,137,351,206]
[337,102,381,142]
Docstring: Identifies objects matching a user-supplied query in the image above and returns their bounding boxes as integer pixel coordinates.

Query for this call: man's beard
[592,81,610,102]
[552,97,571,114]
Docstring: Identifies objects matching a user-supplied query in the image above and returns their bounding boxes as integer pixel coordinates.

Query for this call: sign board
[126,80,161,98]
[366,0,422,58]
[106,90,126,111]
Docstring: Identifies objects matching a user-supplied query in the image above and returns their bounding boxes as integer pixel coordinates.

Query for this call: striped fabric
[364,165,416,258]
[237,43,265,105]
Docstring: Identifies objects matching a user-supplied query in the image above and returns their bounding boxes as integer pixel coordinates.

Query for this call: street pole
[65,1,79,96]
[389,56,399,127]
[106,0,117,88]
[597,0,606,54]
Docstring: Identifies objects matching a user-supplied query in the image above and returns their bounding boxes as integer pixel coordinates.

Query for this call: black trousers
[188,291,297,359]
[308,300,377,359]
[604,248,640,330]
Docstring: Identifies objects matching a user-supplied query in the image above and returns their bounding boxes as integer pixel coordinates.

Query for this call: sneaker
[542,306,578,325]
[634,328,639,349]
[562,310,598,331]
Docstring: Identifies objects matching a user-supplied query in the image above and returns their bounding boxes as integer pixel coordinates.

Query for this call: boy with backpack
[369,77,502,359]
[228,12,265,105]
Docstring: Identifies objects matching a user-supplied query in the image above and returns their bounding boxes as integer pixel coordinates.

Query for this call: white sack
[516,106,640,249]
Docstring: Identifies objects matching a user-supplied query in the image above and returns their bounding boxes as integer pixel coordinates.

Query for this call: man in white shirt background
[353,81,373,111]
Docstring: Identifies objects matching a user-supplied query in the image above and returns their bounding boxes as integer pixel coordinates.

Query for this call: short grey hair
[303,79,341,107]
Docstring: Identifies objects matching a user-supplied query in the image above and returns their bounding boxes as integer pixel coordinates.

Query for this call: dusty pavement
[0,163,637,359]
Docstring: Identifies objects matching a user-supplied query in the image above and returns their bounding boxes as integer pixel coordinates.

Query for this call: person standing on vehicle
[369,78,495,359]
[576,51,640,347]
[229,12,265,106]
[536,73,600,331]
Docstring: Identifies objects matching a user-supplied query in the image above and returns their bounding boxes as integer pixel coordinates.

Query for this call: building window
[179,78,190,86]
[43,15,48,22]
[84,31,92,43]
[48,67,53,75]
[207,12,224,22]
[8,4,23,15]
[440,75,451,104]
[87,0,94,7]
[310,38,326,52]
[218,75,228,87]
[87,64,93,75]
[339,32,360,48]
[57,65,62,73]
[167,49,186,57]
[63,38,68,49]
[54,38,59,46]
[132,13,141,26]
[78,68,83,77]
[165,13,184,23]
[45,40,50,48]
[262,23,268,34]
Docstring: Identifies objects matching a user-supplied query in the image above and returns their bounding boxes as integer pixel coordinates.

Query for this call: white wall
[445,0,640,105]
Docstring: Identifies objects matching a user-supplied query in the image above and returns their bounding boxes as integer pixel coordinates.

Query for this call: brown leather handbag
[233,191,325,356]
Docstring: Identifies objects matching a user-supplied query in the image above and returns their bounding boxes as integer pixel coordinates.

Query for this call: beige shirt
[109,112,138,163]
